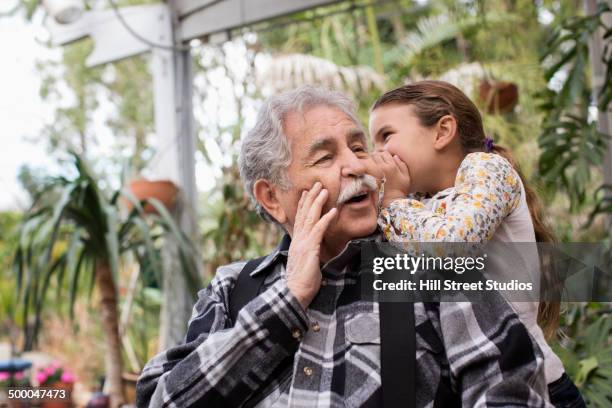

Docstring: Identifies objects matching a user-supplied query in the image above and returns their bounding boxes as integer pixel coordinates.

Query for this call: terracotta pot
[478,80,519,114]
[41,381,73,408]
[122,372,139,404]
[126,179,179,214]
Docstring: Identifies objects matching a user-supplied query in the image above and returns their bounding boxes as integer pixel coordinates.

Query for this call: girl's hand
[372,151,411,208]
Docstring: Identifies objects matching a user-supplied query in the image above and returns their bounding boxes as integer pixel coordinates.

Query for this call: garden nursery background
[0,0,611,406]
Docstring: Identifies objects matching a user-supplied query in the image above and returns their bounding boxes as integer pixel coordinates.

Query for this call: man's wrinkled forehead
[284,105,366,146]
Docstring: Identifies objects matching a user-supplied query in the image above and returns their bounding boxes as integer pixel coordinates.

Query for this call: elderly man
[136,86,550,407]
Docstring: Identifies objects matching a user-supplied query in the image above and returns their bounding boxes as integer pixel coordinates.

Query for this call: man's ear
[433,115,458,151]
[253,179,288,225]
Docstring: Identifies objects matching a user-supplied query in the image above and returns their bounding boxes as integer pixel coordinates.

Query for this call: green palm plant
[397,10,521,65]
[12,152,200,407]
[553,303,612,407]
[537,1,612,218]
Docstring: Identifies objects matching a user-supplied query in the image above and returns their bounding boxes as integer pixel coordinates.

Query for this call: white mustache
[337,175,378,205]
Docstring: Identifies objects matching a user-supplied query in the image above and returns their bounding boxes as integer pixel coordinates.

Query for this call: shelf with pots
[125,179,179,214]
[35,362,76,408]
[478,79,519,114]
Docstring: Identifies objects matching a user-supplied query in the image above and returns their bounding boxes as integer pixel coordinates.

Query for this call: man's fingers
[297,182,322,229]
[299,190,307,208]
[294,190,308,232]
[303,182,322,211]
[304,188,328,229]
[311,207,338,242]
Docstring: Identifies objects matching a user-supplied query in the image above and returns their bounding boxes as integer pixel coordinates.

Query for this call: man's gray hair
[239,85,361,223]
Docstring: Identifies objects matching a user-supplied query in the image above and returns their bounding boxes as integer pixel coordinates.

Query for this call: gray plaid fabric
[136,235,552,408]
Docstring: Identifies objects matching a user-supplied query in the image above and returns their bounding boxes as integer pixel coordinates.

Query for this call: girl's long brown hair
[372,80,559,340]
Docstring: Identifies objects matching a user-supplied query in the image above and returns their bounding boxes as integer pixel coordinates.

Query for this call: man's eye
[315,155,332,165]
[352,145,366,153]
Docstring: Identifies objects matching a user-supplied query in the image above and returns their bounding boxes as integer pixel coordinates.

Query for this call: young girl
[369,81,583,407]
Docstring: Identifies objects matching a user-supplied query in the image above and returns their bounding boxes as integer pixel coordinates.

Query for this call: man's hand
[286,182,338,309]
[372,151,411,208]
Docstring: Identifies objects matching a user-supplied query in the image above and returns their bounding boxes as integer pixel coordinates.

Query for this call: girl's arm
[378,152,521,243]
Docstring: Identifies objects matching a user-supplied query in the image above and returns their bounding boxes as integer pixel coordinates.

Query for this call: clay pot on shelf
[478,80,519,114]
[122,372,139,405]
[41,381,73,408]
[126,179,179,214]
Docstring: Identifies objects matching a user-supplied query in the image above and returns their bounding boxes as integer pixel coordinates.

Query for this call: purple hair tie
[484,136,494,152]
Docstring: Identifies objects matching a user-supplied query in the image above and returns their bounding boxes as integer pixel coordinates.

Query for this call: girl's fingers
[381,151,395,166]
[373,151,393,173]
[371,152,382,165]
[311,207,338,243]
[393,155,409,175]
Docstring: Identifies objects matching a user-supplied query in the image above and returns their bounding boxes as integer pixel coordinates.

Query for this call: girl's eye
[381,132,392,142]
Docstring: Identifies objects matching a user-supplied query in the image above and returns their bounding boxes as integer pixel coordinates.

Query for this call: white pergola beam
[47,4,169,67]
[175,0,222,17]
[179,0,341,42]
[47,1,343,55]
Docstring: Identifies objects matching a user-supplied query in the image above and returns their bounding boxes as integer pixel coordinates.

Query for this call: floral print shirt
[378,152,521,243]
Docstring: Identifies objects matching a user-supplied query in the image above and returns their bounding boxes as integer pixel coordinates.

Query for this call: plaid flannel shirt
[136,234,551,408]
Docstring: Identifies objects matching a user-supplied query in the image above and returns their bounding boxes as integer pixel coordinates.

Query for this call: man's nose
[340,151,367,178]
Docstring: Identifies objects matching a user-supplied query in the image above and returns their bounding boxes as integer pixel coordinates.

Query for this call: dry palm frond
[401,12,520,64]
[437,62,486,96]
[257,53,386,96]
[402,14,456,60]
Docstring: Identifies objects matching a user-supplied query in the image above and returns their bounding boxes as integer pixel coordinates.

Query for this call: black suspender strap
[380,301,416,408]
[229,240,417,408]
[229,235,292,326]
[228,256,268,325]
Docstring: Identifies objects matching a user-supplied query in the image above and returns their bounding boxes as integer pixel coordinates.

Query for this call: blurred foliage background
[1,0,611,405]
